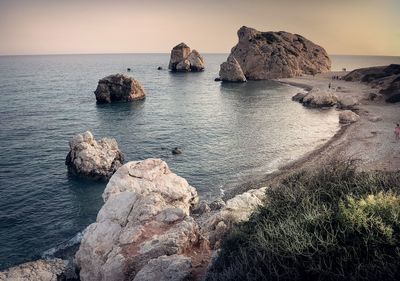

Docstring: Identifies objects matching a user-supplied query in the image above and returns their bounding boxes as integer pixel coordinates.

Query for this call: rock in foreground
[65,131,124,180]
[168,43,205,72]
[219,54,247,82]
[75,159,209,281]
[94,74,145,103]
[220,26,331,81]
[0,259,67,281]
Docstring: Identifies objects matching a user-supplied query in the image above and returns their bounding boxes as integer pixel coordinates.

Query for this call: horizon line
[0,52,399,58]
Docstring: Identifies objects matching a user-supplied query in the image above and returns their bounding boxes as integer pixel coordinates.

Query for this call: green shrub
[206,160,400,281]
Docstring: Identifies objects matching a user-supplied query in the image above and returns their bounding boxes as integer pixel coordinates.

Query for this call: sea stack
[94,74,145,103]
[168,43,205,72]
[219,26,331,81]
[65,131,124,180]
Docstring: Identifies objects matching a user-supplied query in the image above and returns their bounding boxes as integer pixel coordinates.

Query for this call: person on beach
[328,82,331,89]
[395,124,400,140]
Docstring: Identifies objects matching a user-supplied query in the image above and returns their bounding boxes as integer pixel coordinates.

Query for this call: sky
[0,0,399,56]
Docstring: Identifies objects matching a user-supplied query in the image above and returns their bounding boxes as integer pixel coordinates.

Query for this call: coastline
[225,71,400,199]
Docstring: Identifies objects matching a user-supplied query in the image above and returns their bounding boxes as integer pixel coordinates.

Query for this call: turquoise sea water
[0,54,398,269]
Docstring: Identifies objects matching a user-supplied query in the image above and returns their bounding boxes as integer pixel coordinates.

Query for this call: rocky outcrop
[168,43,205,72]
[75,159,209,281]
[0,259,67,281]
[220,26,331,81]
[94,74,145,103]
[201,187,267,249]
[291,92,307,102]
[339,110,360,124]
[219,54,247,82]
[65,131,124,181]
[343,64,400,103]
[337,96,359,110]
[296,88,338,108]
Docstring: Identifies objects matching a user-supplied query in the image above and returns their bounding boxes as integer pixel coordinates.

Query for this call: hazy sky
[0,0,399,56]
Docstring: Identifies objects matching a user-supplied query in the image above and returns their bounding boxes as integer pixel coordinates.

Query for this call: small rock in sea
[157,66,163,70]
[172,147,182,155]
[94,74,145,103]
[301,88,338,108]
[168,43,205,72]
[214,77,221,82]
[339,110,360,124]
[65,131,124,180]
[127,68,131,72]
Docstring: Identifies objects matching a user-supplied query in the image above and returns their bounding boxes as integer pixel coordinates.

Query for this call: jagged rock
[219,54,247,82]
[0,259,67,281]
[209,199,226,211]
[202,187,267,249]
[94,74,145,103]
[168,43,205,72]
[75,159,207,281]
[339,110,360,124]
[220,26,331,80]
[344,64,400,103]
[133,255,191,281]
[292,92,307,102]
[65,131,124,180]
[171,147,182,155]
[301,88,338,108]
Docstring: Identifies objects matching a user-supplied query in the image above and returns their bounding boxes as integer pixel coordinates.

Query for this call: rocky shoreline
[2,70,399,281]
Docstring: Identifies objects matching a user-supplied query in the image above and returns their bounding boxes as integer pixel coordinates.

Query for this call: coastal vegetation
[207,159,400,281]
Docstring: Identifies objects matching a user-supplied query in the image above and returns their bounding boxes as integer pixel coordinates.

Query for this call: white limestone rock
[301,88,338,108]
[65,131,124,180]
[75,159,202,281]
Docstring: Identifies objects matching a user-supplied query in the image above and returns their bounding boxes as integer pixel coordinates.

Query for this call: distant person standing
[395,124,400,140]
[328,82,331,89]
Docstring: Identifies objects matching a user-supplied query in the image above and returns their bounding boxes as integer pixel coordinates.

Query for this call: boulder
[220,26,331,80]
[65,131,124,180]
[339,110,360,124]
[292,92,307,102]
[336,96,359,109]
[75,159,208,281]
[94,74,145,103]
[0,259,67,281]
[301,88,338,108]
[219,54,247,82]
[202,187,267,248]
[168,43,205,72]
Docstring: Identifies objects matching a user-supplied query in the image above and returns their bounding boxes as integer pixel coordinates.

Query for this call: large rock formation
[219,26,331,81]
[65,131,124,180]
[219,54,247,82]
[75,159,209,281]
[339,110,360,124]
[0,259,67,281]
[94,74,145,103]
[344,64,400,103]
[168,43,205,72]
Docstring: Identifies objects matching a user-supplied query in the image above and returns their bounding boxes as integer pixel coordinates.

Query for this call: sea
[0,54,399,269]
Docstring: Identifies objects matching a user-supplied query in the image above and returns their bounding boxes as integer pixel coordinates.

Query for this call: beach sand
[225,71,400,199]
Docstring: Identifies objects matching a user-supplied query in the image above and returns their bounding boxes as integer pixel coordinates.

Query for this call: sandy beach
[280,71,400,170]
